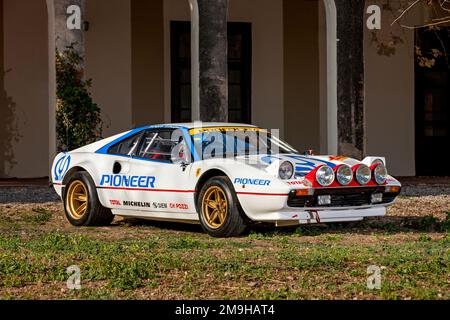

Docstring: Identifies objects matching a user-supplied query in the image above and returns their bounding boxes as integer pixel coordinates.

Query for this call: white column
[46,0,86,172]
[189,0,200,122]
[323,0,338,155]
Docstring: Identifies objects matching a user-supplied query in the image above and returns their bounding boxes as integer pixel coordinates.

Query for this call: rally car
[51,123,401,237]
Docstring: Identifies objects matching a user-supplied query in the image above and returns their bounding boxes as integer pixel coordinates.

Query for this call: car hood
[235,154,361,178]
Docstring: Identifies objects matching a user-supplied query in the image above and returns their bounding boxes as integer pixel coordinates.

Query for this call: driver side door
[122,128,197,215]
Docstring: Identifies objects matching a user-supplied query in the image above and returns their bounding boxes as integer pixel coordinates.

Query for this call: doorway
[170,21,252,123]
[415,28,450,176]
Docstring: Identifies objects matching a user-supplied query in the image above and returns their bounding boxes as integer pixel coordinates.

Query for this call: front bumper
[237,185,401,225]
[287,186,401,208]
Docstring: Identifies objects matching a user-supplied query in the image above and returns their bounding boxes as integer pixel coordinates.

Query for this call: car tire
[197,176,248,237]
[63,171,114,226]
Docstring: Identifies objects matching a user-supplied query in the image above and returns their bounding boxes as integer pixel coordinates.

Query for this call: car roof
[141,122,258,130]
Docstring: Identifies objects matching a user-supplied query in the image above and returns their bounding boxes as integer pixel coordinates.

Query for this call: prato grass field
[0,185,448,300]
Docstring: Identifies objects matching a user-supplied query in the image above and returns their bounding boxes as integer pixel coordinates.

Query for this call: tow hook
[307,210,321,224]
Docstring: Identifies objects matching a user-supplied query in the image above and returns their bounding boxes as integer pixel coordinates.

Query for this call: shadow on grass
[118,218,205,234]
[250,214,450,238]
[115,213,450,238]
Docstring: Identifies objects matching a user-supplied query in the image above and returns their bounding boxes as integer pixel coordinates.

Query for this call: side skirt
[111,209,200,224]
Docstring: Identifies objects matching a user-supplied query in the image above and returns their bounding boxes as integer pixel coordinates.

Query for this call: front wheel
[63,171,114,226]
[197,176,248,237]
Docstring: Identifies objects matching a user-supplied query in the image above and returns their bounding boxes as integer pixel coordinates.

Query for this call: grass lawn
[0,195,448,300]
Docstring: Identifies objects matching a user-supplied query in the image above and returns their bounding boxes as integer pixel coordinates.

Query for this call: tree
[392,0,450,30]
[335,0,366,159]
[371,0,450,68]
[56,45,102,151]
[335,0,450,159]
[197,0,229,122]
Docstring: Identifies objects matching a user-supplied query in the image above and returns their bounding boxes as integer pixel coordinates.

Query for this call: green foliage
[28,208,52,224]
[440,212,450,232]
[0,230,448,299]
[167,237,203,249]
[56,45,102,151]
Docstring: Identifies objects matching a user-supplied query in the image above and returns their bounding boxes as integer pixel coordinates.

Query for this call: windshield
[190,127,298,160]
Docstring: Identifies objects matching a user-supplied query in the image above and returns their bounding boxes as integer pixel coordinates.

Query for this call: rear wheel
[64,172,114,226]
[197,176,247,237]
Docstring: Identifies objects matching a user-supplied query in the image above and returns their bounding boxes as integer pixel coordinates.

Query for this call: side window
[136,130,179,163]
[108,133,142,156]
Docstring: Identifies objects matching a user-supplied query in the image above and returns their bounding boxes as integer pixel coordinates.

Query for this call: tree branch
[391,0,421,26]
[400,18,450,29]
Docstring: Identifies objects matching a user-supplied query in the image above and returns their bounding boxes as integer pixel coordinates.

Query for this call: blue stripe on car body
[287,155,337,169]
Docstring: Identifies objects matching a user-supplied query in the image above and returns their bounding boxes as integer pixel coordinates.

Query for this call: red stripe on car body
[97,186,196,193]
[236,192,289,197]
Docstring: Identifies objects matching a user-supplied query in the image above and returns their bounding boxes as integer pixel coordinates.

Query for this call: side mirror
[171,141,190,167]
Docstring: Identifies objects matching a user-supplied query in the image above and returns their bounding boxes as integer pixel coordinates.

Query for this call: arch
[188,0,200,121]
[46,0,57,173]
[322,0,338,155]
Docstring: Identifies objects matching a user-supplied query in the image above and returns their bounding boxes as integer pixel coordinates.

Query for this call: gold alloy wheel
[202,186,229,229]
[66,180,89,220]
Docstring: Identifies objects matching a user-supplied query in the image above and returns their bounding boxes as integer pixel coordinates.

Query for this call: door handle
[113,160,130,174]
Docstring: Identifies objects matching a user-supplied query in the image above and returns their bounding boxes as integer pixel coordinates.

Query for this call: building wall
[85,0,132,138]
[229,0,284,136]
[131,0,164,127]
[163,0,285,136]
[0,0,422,178]
[81,0,425,177]
[283,0,320,153]
[163,0,189,124]
[364,2,424,176]
[1,0,49,178]
[80,0,425,177]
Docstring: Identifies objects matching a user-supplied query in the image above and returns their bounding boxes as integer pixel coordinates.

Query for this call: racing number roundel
[54,154,71,181]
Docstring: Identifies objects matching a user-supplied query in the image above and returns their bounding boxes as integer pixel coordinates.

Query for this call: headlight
[279,161,294,180]
[336,165,353,185]
[355,165,371,185]
[316,165,335,187]
[371,158,384,166]
[373,164,388,185]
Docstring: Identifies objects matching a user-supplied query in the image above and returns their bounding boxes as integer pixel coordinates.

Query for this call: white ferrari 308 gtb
[52,123,401,237]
